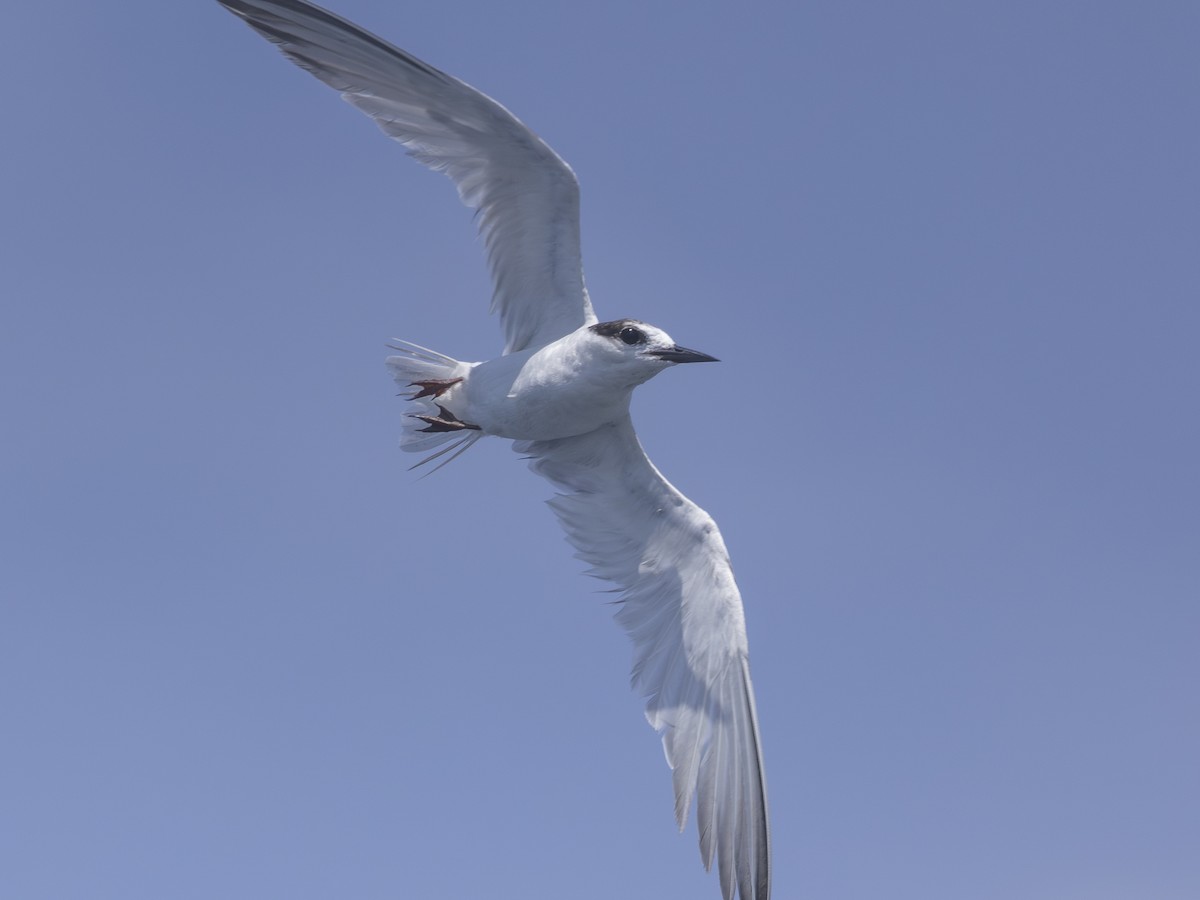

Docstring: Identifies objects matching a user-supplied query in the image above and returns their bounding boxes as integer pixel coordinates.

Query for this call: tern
[216,2,771,897]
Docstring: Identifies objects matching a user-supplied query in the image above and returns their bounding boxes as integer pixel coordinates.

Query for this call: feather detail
[517,416,771,900]
[217,0,596,353]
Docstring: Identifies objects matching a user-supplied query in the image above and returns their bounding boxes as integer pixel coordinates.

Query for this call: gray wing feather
[517,417,771,900]
[217,0,596,353]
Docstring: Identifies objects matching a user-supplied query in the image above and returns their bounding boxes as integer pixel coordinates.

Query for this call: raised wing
[217,0,597,353]
[517,417,771,900]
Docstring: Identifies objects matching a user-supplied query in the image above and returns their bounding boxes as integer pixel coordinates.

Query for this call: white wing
[517,417,771,900]
[218,0,597,354]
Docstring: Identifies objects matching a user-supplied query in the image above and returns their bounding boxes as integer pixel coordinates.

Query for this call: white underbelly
[449,353,630,441]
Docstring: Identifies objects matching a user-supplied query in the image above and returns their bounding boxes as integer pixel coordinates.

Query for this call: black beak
[649,345,720,364]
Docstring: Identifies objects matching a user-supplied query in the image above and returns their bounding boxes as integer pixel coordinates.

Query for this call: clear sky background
[2,2,1198,898]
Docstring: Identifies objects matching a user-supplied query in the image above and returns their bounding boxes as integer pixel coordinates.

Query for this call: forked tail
[385,341,483,472]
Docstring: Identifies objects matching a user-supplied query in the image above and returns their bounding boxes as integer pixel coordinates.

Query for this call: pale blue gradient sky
[2,2,1198,898]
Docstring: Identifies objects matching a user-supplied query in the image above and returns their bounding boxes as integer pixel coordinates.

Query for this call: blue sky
[2,1,1198,898]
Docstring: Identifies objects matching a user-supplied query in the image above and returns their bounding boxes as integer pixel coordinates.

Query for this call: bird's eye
[619,326,647,345]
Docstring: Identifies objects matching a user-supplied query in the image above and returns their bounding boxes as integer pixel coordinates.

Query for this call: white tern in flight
[216,2,771,897]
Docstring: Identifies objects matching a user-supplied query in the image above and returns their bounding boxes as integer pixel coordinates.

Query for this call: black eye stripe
[589,318,645,337]
[589,319,650,346]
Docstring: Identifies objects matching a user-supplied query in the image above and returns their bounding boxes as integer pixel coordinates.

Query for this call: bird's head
[584,319,718,386]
